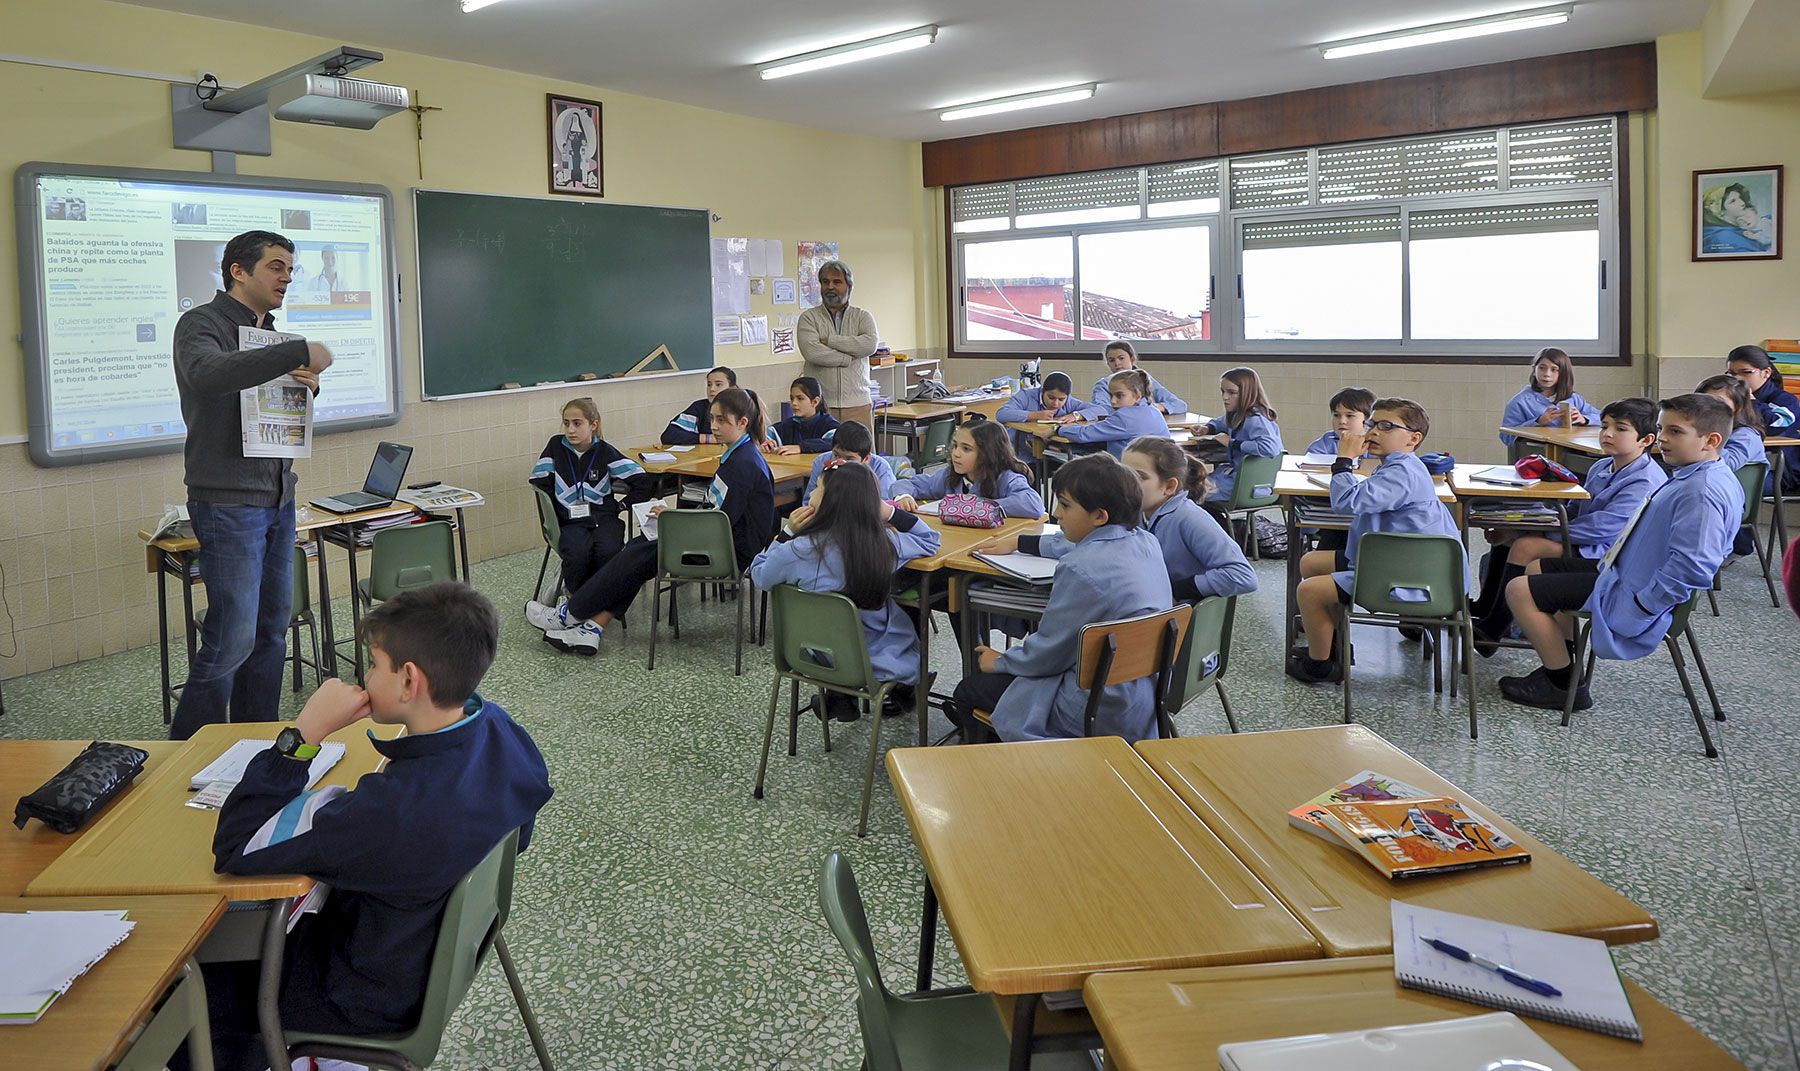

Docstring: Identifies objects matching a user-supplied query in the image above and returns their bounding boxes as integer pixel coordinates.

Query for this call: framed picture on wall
[1693,165,1781,261]
[547,94,603,197]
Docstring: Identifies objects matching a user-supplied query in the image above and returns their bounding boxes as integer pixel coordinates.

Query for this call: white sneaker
[544,621,601,655]
[525,599,569,633]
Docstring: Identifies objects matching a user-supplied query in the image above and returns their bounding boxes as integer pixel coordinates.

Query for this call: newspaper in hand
[238,326,313,459]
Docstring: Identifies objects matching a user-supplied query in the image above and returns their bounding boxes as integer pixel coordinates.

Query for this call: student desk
[1083,957,1744,1071]
[641,447,821,510]
[1447,466,1588,551]
[887,736,1319,1071]
[1272,458,1460,655]
[1002,420,1197,448]
[1134,725,1658,957]
[26,722,399,1071]
[876,392,1014,455]
[0,893,227,1071]
[0,740,179,896]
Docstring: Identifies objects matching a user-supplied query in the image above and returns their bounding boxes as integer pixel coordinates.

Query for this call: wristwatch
[273,726,321,761]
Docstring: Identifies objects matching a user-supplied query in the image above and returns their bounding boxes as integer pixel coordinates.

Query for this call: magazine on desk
[396,485,484,510]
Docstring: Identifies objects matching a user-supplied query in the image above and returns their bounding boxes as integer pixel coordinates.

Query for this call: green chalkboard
[412,189,711,398]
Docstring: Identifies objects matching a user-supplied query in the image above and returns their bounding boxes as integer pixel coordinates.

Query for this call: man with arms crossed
[170,230,334,740]
[797,258,879,432]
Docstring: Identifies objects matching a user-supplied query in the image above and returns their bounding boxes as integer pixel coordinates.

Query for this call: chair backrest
[1228,452,1285,509]
[290,544,311,617]
[1736,462,1768,524]
[655,509,740,580]
[769,585,879,694]
[883,454,916,482]
[1077,604,1194,690]
[910,418,956,469]
[533,487,561,550]
[1165,595,1235,714]
[1348,532,1466,618]
[817,853,904,1071]
[383,828,520,1065]
[368,521,458,601]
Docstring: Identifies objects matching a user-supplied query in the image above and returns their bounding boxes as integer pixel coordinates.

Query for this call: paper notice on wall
[749,277,767,296]
[771,277,797,305]
[740,315,769,347]
[238,326,312,458]
[713,316,742,345]
[770,327,797,356]
[747,240,771,277]
[711,236,750,315]
[760,239,784,277]
[796,241,838,309]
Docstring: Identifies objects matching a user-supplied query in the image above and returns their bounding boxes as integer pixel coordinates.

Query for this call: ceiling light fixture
[459,0,514,11]
[1319,4,1573,59]
[938,83,1097,122]
[758,26,939,80]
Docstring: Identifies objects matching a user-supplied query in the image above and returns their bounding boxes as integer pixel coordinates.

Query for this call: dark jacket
[662,398,712,445]
[212,698,553,1034]
[706,435,777,568]
[769,410,841,453]
[1750,377,1800,491]
[528,436,654,526]
[172,291,311,507]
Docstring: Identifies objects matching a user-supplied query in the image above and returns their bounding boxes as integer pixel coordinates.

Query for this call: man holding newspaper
[169,230,334,740]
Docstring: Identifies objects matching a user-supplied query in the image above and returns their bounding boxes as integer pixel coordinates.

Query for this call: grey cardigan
[795,304,879,409]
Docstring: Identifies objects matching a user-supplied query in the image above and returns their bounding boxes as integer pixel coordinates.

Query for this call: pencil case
[938,494,1006,529]
[1418,452,1457,476]
[13,741,151,835]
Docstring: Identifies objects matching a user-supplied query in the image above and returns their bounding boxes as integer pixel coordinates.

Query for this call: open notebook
[189,739,346,791]
[1391,902,1641,1040]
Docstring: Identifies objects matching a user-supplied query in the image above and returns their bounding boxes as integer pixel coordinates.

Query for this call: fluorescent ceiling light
[1319,4,1573,59]
[759,26,938,80]
[459,0,514,11]
[939,83,1097,122]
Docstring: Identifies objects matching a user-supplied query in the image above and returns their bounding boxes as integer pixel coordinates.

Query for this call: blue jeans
[170,501,296,740]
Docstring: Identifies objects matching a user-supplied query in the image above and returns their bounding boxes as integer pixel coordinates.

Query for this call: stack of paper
[0,911,136,1024]
[189,739,346,791]
[632,500,664,541]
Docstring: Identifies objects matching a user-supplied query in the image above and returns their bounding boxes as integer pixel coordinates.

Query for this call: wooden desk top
[1273,459,1459,505]
[139,501,416,557]
[887,737,1319,996]
[1084,956,1743,1071]
[906,514,1048,576]
[883,401,967,421]
[26,722,398,901]
[1134,726,1657,957]
[0,894,227,1071]
[0,741,178,896]
[1501,425,1606,455]
[1449,468,1589,500]
[632,443,724,475]
[638,445,818,482]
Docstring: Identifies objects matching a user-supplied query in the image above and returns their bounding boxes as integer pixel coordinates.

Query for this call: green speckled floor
[3,545,1797,1070]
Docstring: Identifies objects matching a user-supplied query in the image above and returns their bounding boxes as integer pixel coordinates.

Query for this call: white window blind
[1409,201,1601,239]
[1228,154,1309,210]
[1014,169,1140,217]
[1317,131,1500,204]
[1242,213,1401,250]
[1506,119,1615,189]
[951,183,1013,223]
[1147,161,1220,206]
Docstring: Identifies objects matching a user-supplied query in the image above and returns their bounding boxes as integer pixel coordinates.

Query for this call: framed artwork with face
[548,94,603,197]
[1693,165,1782,261]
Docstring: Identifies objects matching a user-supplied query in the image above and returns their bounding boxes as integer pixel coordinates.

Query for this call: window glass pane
[1409,201,1602,340]
[1076,227,1212,341]
[1241,214,1400,340]
[961,236,1081,341]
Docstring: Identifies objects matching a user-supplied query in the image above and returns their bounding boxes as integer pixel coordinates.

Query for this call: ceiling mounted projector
[173,46,410,155]
[266,74,410,128]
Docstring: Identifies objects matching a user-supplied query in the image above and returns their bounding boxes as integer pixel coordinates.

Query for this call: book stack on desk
[351,512,420,546]
[1466,503,1559,526]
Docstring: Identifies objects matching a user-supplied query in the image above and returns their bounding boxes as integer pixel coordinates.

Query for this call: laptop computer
[309,441,414,514]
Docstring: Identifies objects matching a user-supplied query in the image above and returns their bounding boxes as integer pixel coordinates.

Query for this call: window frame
[947,116,1625,363]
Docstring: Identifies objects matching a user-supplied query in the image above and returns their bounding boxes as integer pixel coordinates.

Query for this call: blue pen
[1420,935,1563,998]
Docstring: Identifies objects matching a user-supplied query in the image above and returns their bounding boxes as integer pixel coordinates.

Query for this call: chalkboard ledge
[422,363,708,402]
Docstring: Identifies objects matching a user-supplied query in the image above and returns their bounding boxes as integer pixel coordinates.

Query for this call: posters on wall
[740,315,769,347]
[795,241,838,309]
[770,327,796,356]
[771,277,797,305]
[712,316,741,345]
[747,239,782,277]
[710,237,749,315]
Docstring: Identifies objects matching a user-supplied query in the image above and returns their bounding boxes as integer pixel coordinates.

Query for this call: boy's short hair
[359,581,498,707]
[1372,397,1430,441]
[831,419,873,458]
[1329,387,1376,417]
[1051,453,1143,528]
[221,230,294,289]
[1659,393,1734,442]
[1600,397,1659,440]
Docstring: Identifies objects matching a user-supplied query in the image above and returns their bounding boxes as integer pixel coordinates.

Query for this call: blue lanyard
[566,438,600,487]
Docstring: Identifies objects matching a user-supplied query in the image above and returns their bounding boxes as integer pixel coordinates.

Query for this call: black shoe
[1473,620,1503,658]
[882,684,916,718]
[1398,625,1424,642]
[825,693,862,722]
[1498,667,1592,711]
[1285,651,1343,685]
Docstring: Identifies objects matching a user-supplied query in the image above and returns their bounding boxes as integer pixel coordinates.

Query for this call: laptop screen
[362,441,413,498]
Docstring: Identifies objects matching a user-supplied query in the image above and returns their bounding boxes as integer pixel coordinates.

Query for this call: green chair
[908,418,956,473]
[755,585,903,836]
[283,829,554,1071]
[1709,461,1779,614]
[817,853,1093,1071]
[648,509,751,675]
[1164,594,1240,733]
[530,487,564,606]
[1561,591,1724,758]
[348,520,458,680]
[1218,452,1285,560]
[288,544,323,694]
[115,960,213,1071]
[1339,532,1477,739]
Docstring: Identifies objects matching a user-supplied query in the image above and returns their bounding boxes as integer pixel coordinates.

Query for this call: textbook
[0,910,136,1025]
[1218,1012,1578,1071]
[972,551,1058,585]
[1470,465,1538,487]
[1313,796,1530,879]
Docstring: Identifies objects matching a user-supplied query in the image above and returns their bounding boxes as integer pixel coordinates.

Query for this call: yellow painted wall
[0,0,921,678]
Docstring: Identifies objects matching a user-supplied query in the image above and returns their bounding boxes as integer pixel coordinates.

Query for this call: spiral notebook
[1391,902,1642,1041]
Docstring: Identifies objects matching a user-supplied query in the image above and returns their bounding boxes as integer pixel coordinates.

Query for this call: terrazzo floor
[2,543,1797,1070]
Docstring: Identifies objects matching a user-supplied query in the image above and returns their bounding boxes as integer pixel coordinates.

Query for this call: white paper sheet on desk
[667,445,696,453]
[189,739,345,791]
[0,910,135,1022]
[641,451,677,463]
[913,500,942,515]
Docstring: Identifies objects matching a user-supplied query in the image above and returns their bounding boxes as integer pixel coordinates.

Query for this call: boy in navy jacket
[193,582,552,1070]
[1497,394,1743,711]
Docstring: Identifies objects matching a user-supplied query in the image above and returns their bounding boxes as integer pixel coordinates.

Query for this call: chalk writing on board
[453,228,507,253]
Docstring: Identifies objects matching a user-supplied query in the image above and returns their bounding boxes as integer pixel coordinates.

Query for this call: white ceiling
[120,0,1710,141]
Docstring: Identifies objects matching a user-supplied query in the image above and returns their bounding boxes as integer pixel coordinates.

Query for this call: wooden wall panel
[922,43,1655,186]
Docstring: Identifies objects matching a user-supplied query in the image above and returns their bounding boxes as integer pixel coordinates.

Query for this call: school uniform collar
[561,436,596,455]
[1144,495,1184,530]
[1611,451,1654,477]
[1668,457,1720,481]
[1377,450,1416,468]
[369,695,487,758]
[1081,523,1137,545]
[210,289,274,329]
[719,434,750,463]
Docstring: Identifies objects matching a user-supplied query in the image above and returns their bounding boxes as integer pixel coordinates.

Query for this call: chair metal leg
[1215,679,1240,733]
[1338,606,1354,725]
[533,546,551,605]
[1462,619,1478,740]
[1431,626,1444,694]
[1561,623,1590,728]
[494,933,556,1071]
[646,578,663,671]
[1706,585,1720,617]
[734,576,747,676]
[857,684,894,837]
[754,674,782,799]
[290,621,304,693]
[1753,530,1780,607]
[1684,627,1726,722]
[788,679,801,757]
[1664,635,1719,759]
[821,692,834,753]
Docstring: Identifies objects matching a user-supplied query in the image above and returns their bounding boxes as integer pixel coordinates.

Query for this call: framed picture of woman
[1693,165,1781,261]
[547,94,603,197]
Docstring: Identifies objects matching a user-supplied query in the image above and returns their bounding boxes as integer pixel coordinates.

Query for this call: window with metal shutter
[1228,154,1309,210]
[1409,201,1600,239]
[951,183,1014,223]
[1317,131,1500,204]
[1146,161,1220,213]
[1242,213,1401,249]
[1014,169,1140,218]
[1506,119,1615,188]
